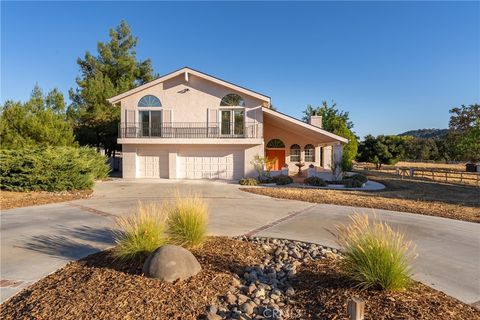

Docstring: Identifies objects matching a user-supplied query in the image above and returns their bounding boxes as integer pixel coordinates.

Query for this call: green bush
[239,178,258,186]
[350,173,368,184]
[166,193,209,248]
[272,174,293,185]
[304,176,327,186]
[258,175,273,184]
[342,178,364,188]
[112,202,167,261]
[0,147,110,191]
[336,213,416,291]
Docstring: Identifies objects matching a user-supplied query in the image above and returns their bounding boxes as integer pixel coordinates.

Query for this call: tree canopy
[447,104,480,161]
[357,135,407,169]
[68,20,156,156]
[302,101,357,170]
[0,85,76,148]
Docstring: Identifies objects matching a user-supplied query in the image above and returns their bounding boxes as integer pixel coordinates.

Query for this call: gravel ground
[1,236,478,320]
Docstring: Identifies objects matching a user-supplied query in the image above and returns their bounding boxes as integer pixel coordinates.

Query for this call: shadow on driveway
[18,225,115,260]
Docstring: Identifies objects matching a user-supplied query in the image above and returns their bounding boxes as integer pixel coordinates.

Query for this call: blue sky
[1,1,479,138]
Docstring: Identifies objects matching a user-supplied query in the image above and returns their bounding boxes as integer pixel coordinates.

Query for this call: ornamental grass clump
[166,193,209,249]
[112,202,167,261]
[336,213,416,291]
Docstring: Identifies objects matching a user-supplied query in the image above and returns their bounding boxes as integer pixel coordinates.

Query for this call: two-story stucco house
[107,67,347,180]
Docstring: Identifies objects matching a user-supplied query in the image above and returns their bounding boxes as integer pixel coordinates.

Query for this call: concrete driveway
[1,179,479,306]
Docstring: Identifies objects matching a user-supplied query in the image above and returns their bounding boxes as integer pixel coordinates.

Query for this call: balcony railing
[119,122,262,139]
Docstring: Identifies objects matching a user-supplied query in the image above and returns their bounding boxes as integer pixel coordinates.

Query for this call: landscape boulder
[142,245,201,282]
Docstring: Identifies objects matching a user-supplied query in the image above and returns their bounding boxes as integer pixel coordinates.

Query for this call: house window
[305,144,315,162]
[290,144,301,162]
[138,95,161,108]
[220,109,244,135]
[220,93,245,107]
[139,110,162,137]
[266,139,285,148]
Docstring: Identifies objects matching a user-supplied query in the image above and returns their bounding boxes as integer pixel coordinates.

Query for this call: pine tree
[68,20,156,156]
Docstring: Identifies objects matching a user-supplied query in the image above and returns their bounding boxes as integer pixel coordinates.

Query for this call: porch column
[322,145,333,169]
[333,142,343,167]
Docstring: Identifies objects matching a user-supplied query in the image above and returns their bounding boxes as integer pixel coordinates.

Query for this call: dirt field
[355,161,479,187]
[0,190,93,210]
[357,161,467,171]
[243,171,480,223]
[396,161,467,171]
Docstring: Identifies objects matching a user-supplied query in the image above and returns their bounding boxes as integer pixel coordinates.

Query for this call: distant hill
[399,128,448,139]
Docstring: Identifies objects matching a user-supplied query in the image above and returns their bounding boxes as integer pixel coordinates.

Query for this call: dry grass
[112,202,168,261]
[242,171,480,223]
[396,161,466,171]
[0,190,92,210]
[165,193,209,248]
[357,161,467,171]
[336,213,416,291]
[357,161,479,186]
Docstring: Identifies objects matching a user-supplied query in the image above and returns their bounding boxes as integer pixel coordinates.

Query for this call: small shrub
[342,178,364,188]
[336,213,416,291]
[0,146,110,191]
[239,178,258,186]
[112,202,167,261]
[272,174,293,185]
[166,193,209,248]
[350,173,368,184]
[304,176,327,187]
[258,175,273,184]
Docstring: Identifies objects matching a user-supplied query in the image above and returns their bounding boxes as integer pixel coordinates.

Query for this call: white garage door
[177,151,243,180]
[138,152,168,178]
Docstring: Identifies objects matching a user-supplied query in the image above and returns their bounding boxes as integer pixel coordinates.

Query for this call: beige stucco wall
[121,143,263,179]
[118,73,264,124]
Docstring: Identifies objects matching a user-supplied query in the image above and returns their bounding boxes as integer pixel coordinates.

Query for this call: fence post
[347,297,365,320]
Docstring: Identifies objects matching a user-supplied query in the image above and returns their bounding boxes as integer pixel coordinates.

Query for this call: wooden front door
[266,149,286,171]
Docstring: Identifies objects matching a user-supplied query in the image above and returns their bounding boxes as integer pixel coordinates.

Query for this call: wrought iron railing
[118,122,262,139]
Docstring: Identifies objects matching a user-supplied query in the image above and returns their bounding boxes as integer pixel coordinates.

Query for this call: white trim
[262,107,349,144]
[108,67,271,104]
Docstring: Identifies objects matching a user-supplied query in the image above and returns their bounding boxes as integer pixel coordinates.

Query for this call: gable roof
[107,66,271,104]
[262,107,349,144]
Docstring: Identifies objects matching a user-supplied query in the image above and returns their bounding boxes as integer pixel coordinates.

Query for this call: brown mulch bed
[0,190,92,210]
[241,172,480,223]
[1,236,479,319]
[293,258,480,319]
[0,237,265,320]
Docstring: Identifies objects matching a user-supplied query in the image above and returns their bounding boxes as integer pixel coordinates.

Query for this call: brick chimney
[309,115,323,128]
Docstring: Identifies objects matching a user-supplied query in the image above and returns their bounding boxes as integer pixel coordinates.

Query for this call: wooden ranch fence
[395,167,480,187]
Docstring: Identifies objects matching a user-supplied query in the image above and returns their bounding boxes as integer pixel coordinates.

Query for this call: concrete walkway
[1,179,479,306]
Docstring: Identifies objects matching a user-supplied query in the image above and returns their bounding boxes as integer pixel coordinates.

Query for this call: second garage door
[177,151,243,180]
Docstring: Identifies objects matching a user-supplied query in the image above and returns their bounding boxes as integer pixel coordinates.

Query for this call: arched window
[304,144,315,162]
[290,144,301,162]
[138,95,162,107]
[266,139,285,148]
[220,93,245,107]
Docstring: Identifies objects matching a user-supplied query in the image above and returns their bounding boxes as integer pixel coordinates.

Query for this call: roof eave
[107,67,271,104]
[262,107,349,144]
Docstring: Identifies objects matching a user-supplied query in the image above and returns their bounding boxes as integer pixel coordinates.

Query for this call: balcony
[118,122,262,139]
